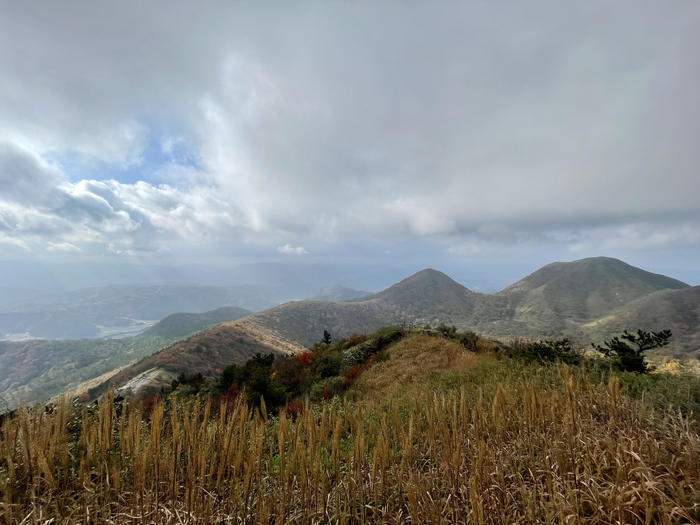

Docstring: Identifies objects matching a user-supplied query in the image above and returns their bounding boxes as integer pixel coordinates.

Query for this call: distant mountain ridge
[94,257,697,399]
[310,285,374,302]
[0,285,289,340]
[239,260,693,347]
[0,306,251,409]
[141,307,251,338]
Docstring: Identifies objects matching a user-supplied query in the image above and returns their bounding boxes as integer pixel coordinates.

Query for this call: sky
[1,1,699,291]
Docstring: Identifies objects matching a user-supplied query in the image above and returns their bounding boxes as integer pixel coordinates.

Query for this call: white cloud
[277,243,309,255]
[0,141,245,256]
[46,242,81,252]
[0,233,29,251]
[0,2,698,271]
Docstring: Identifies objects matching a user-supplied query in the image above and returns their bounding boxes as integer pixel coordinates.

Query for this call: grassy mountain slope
[489,258,695,356]
[90,270,467,397]
[238,269,479,348]
[502,256,687,317]
[375,268,479,319]
[583,286,700,358]
[88,321,298,399]
[233,260,694,348]
[141,306,250,339]
[93,258,699,398]
[3,334,698,523]
[0,306,250,409]
[349,334,480,401]
[503,257,687,296]
[235,300,395,348]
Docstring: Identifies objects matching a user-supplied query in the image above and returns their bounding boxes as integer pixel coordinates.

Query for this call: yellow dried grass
[0,341,698,524]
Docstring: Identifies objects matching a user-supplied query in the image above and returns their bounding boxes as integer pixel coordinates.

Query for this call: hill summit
[504,256,687,295]
[499,257,689,328]
[378,268,474,299]
[376,268,477,315]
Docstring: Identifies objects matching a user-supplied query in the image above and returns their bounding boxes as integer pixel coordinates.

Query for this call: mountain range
[0,306,250,409]
[90,257,698,399]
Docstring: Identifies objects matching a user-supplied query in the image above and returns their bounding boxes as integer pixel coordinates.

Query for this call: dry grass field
[1,335,698,523]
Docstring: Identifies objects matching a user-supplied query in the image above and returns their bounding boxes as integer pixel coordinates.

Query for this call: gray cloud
[0,142,243,255]
[0,1,698,277]
[278,244,309,256]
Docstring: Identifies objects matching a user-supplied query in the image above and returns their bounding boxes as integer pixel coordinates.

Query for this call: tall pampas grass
[1,355,698,523]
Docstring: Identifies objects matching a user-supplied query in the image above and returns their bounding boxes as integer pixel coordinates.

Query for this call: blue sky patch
[44,123,200,185]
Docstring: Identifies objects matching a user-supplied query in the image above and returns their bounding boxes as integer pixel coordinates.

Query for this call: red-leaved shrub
[297,352,314,366]
[344,366,363,382]
[284,398,305,417]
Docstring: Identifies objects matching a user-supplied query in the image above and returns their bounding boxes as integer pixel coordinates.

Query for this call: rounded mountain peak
[504,256,688,294]
[376,268,476,308]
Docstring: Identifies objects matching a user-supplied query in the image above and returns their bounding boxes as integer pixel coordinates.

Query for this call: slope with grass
[87,270,483,398]
[583,285,700,358]
[224,259,697,350]
[2,333,698,523]
[239,259,694,350]
[349,334,480,400]
[88,320,303,399]
[140,307,251,339]
[0,306,250,409]
[489,256,690,337]
[227,268,481,349]
[96,258,698,398]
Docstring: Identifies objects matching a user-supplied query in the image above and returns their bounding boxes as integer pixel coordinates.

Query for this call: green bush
[435,324,457,338]
[372,326,406,347]
[217,353,283,409]
[342,326,405,367]
[456,331,479,351]
[519,338,581,365]
[342,340,376,367]
[617,371,700,416]
[309,376,346,400]
[317,353,342,378]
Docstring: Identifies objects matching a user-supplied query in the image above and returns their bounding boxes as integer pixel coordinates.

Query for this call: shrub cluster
[158,325,486,413]
[342,326,405,367]
[517,338,581,365]
[182,327,409,412]
[505,329,673,374]
[170,371,205,392]
[157,324,674,419]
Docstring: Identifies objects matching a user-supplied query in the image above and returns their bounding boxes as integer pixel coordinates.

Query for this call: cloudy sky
[1,1,699,290]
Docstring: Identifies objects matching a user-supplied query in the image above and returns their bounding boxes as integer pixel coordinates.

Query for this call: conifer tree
[593,329,671,373]
[322,329,332,345]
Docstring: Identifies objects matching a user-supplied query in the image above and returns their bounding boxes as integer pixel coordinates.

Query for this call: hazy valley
[0,306,251,410]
